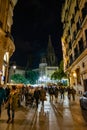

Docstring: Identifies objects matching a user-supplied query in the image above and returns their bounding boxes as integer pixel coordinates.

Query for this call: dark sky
[11,0,64,69]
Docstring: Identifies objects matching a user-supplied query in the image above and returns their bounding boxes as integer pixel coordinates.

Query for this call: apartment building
[0,0,17,84]
[61,0,87,91]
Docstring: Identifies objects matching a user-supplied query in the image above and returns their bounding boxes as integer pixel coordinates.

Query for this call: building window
[69,41,72,49]
[82,62,85,68]
[71,16,75,26]
[70,54,73,65]
[68,29,70,35]
[78,38,84,53]
[75,2,79,14]
[73,31,77,40]
[74,45,78,59]
[82,2,87,20]
[77,22,80,31]
[85,29,87,41]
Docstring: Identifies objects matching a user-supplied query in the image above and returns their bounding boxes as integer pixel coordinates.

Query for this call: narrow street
[0,94,87,130]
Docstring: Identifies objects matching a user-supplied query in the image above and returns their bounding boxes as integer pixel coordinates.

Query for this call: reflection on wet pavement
[0,93,87,130]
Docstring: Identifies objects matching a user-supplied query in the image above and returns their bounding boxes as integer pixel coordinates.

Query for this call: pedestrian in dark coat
[71,87,76,101]
[34,87,40,109]
[54,87,59,103]
[49,86,54,101]
[59,86,65,99]
[40,86,46,106]
[5,85,10,102]
[67,86,72,100]
[0,84,6,117]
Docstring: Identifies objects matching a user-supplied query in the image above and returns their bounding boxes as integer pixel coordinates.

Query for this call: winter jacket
[0,87,6,105]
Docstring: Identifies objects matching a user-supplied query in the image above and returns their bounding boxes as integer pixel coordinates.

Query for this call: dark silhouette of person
[34,87,40,109]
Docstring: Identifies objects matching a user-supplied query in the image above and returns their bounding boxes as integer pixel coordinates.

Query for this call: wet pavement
[52,94,87,130]
[33,97,60,130]
[0,93,87,130]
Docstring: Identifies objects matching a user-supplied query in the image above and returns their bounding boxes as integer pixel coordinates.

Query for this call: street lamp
[13,65,16,73]
[73,71,77,86]
[73,72,77,78]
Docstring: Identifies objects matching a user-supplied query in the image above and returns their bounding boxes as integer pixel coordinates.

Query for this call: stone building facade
[0,0,17,84]
[61,0,87,91]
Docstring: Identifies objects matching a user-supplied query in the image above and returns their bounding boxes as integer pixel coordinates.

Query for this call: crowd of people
[23,85,46,108]
[0,83,83,124]
[47,84,77,102]
[0,84,47,123]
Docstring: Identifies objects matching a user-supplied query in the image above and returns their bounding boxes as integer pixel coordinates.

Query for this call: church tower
[46,35,58,66]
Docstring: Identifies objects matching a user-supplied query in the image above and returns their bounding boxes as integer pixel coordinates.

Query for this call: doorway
[83,79,87,91]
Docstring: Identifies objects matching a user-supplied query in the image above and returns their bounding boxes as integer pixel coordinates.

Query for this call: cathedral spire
[47,35,58,66]
[47,35,55,54]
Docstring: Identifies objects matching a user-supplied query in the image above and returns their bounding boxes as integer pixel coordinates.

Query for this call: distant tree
[25,70,39,84]
[11,74,28,84]
[51,60,67,80]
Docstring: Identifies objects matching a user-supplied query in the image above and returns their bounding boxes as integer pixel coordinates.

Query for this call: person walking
[34,87,40,109]
[40,86,46,106]
[67,86,72,100]
[71,87,76,101]
[77,82,84,95]
[5,85,10,102]
[48,86,54,101]
[7,85,19,123]
[54,87,59,103]
[0,84,6,118]
[59,86,65,100]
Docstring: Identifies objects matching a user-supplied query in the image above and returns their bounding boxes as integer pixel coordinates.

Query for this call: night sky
[11,0,64,69]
